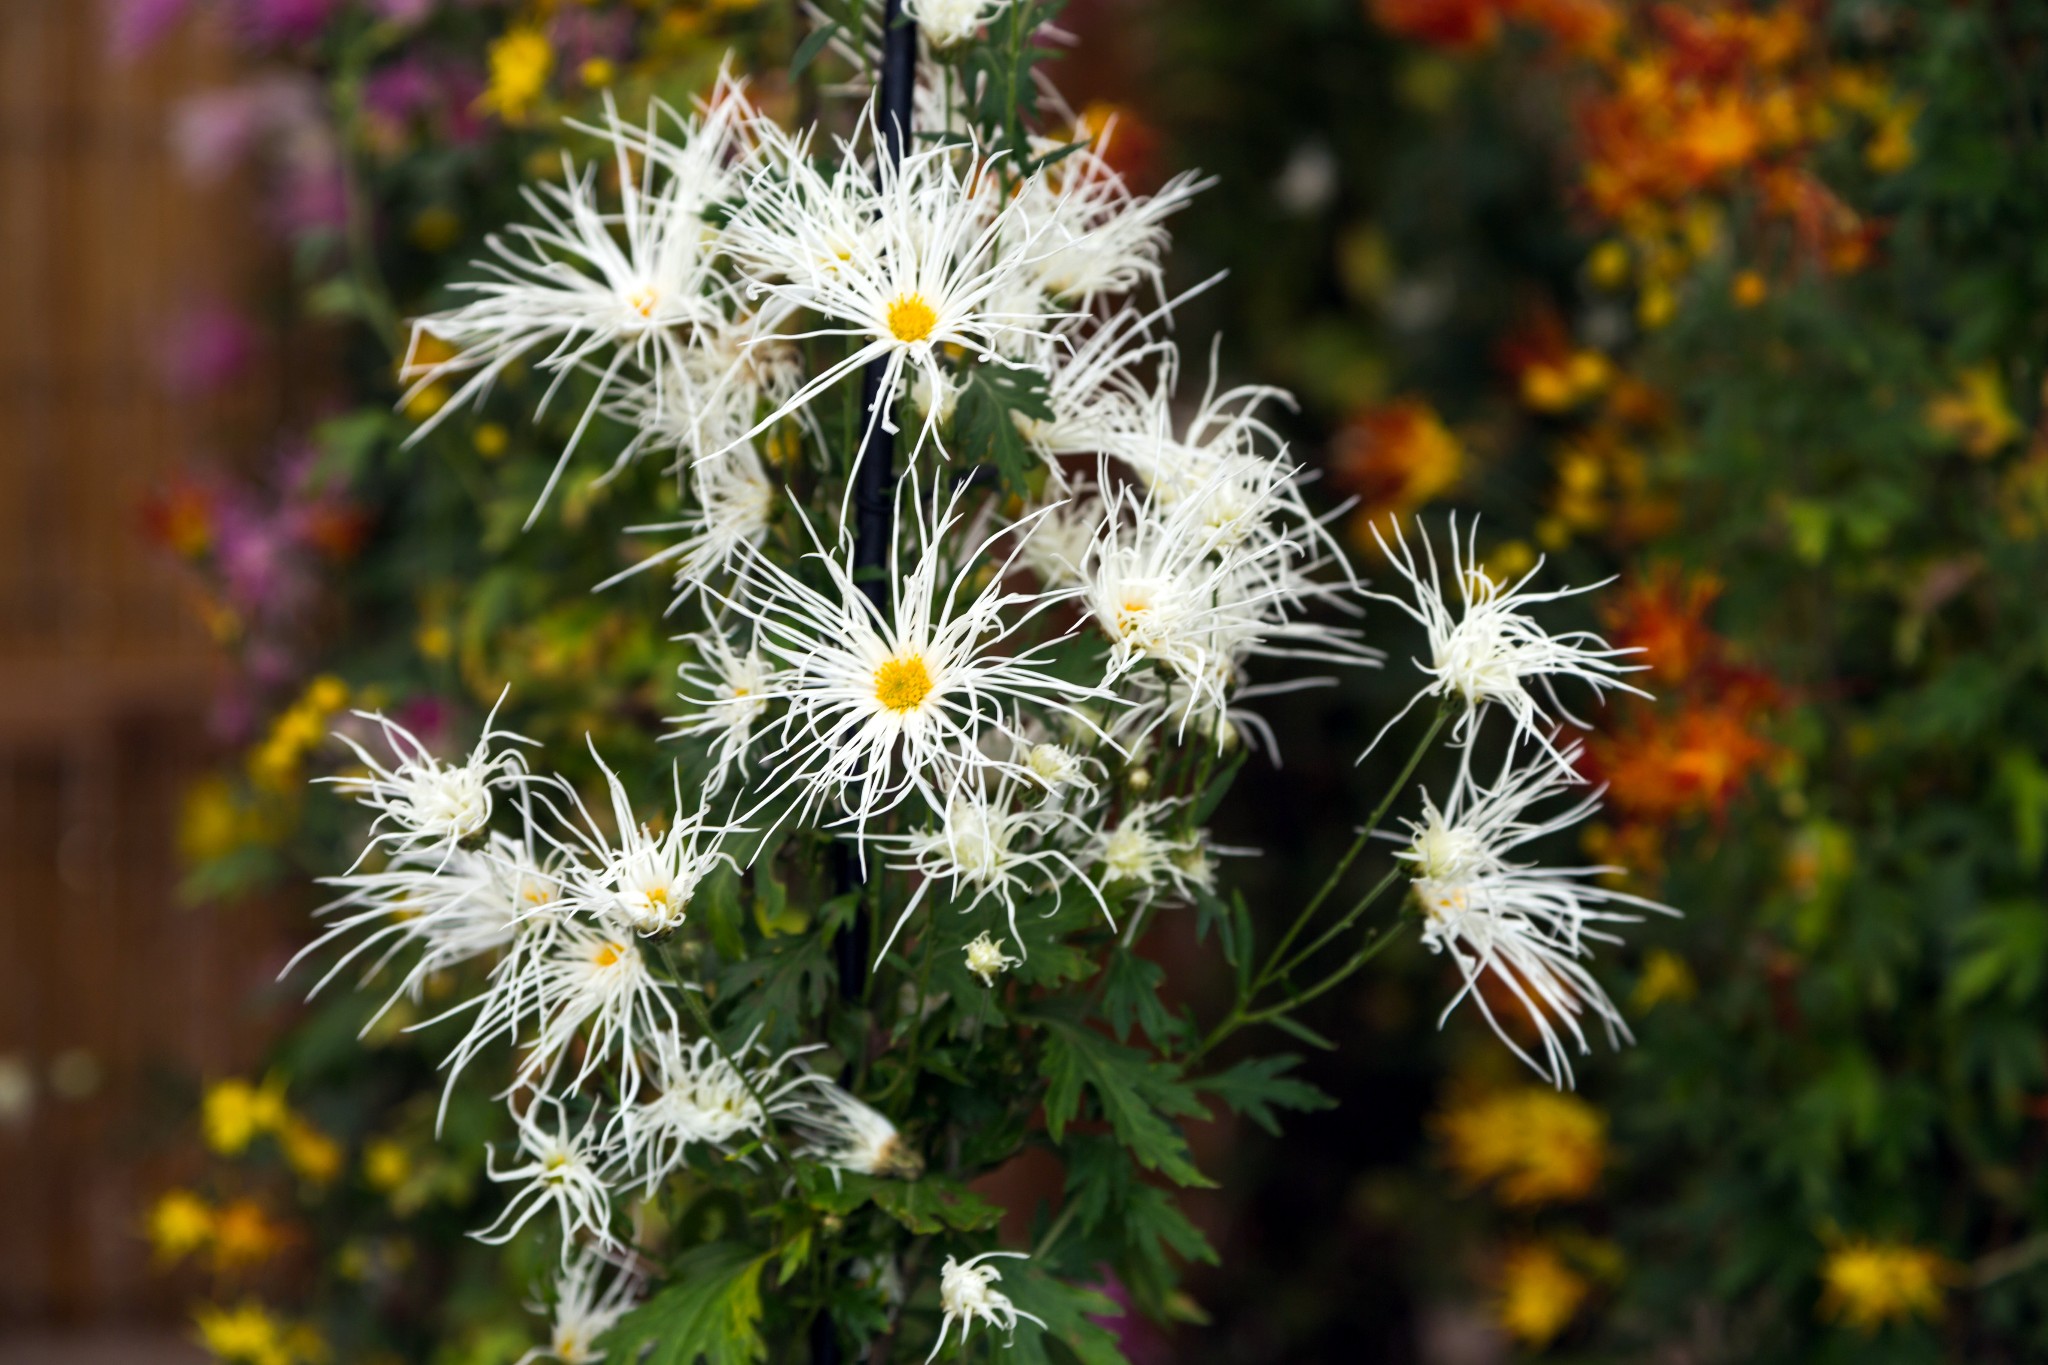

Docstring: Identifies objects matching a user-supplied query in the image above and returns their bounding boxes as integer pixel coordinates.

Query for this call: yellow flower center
[627,285,660,320]
[592,941,625,968]
[886,293,938,344]
[873,654,935,714]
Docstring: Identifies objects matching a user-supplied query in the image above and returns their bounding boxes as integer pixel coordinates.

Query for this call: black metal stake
[818,6,916,1363]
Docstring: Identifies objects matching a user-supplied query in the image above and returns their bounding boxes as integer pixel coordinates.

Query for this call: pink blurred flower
[173,75,323,181]
[157,301,256,397]
[1087,1274,1172,1365]
[233,0,341,46]
[372,0,438,23]
[105,0,194,61]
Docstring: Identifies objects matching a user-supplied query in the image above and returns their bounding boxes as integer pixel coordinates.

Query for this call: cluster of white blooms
[302,13,1680,1359]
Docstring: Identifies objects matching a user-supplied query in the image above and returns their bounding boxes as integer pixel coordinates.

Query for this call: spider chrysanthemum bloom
[671,631,778,796]
[598,438,779,607]
[875,776,1104,962]
[401,84,754,523]
[546,746,739,937]
[517,917,680,1104]
[721,120,1068,463]
[1397,745,1671,1087]
[787,1081,925,1182]
[1081,800,1208,904]
[476,1097,616,1263]
[904,0,1013,50]
[1007,131,1212,310]
[927,1251,1047,1363]
[1366,516,1649,770]
[963,931,1022,986]
[518,1249,641,1365]
[326,693,535,867]
[609,1030,823,1194]
[724,482,1112,850]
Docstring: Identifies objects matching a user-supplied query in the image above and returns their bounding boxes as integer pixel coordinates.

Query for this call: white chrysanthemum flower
[1366,517,1649,770]
[963,931,1022,986]
[477,1097,616,1262]
[547,746,739,937]
[725,482,1112,847]
[326,694,534,867]
[1014,490,1105,590]
[1397,744,1672,1087]
[904,0,1013,49]
[610,1030,823,1193]
[599,300,808,468]
[294,830,555,1028]
[722,122,1067,461]
[875,776,1104,961]
[671,631,778,796]
[519,1249,641,1365]
[928,1251,1046,1363]
[788,1081,925,1182]
[401,88,751,522]
[1082,800,1202,900]
[599,439,779,604]
[1018,297,1189,453]
[1009,130,1211,308]
[1023,740,1099,801]
[518,918,679,1104]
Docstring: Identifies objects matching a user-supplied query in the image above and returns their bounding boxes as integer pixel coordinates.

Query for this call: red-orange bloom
[1370,0,1502,49]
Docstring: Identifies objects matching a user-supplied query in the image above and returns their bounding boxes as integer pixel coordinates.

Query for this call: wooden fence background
[0,0,293,1333]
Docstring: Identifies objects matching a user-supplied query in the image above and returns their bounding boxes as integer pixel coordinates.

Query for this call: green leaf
[954,364,1053,496]
[1100,950,1181,1048]
[1265,1011,1336,1052]
[1039,1015,1212,1187]
[1003,1260,1129,1365]
[1195,1054,1334,1136]
[871,1174,1005,1234]
[595,1242,768,1365]
[790,20,839,77]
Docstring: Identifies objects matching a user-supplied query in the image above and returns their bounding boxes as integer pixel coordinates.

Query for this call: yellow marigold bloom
[1732,269,1768,309]
[1820,1238,1953,1333]
[148,1189,214,1263]
[1633,948,1699,1012]
[1866,102,1919,174]
[202,1076,289,1156]
[281,1118,344,1186]
[194,1301,325,1365]
[1926,366,2021,459]
[1496,1243,1591,1347]
[180,777,251,864]
[1436,1086,1607,1206]
[478,27,553,124]
[210,1198,292,1274]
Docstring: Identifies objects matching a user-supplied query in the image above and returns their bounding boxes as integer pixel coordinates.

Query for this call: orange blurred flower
[1600,566,1722,686]
[1328,399,1465,540]
[1370,0,1501,49]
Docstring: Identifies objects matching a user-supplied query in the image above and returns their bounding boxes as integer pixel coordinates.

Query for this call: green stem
[1242,918,1412,1027]
[1271,865,1404,986]
[1031,1192,1081,1260]
[1255,703,1449,988]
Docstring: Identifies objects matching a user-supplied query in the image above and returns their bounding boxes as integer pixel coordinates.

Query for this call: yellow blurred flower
[1496,1242,1591,1347]
[202,1076,289,1157]
[1926,366,2021,458]
[247,677,348,792]
[473,421,510,459]
[1436,1085,1607,1206]
[148,1188,214,1263]
[1819,1237,1953,1333]
[195,1301,326,1365]
[1731,269,1768,309]
[362,1138,411,1194]
[478,27,553,124]
[1632,948,1698,1012]
[209,1198,293,1274]
[280,1118,343,1187]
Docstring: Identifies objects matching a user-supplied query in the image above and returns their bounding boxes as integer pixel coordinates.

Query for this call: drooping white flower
[721,120,1068,462]
[610,1030,824,1194]
[671,631,779,797]
[788,1081,924,1182]
[1366,517,1649,770]
[928,1251,1047,1363]
[1081,800,1203,901]
[724,481,1112,848]
[904,0,1013,50]
[326,692,534,867]
[1397,743,1672,1087]
[963,931,1021,986]
[1022,740,1099,802]
[519,1249,641,1365]
[401,83,753,522]
[476,1097,616,1262]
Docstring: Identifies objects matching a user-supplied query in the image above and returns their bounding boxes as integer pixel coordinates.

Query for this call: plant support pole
[818,8,915,1363]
